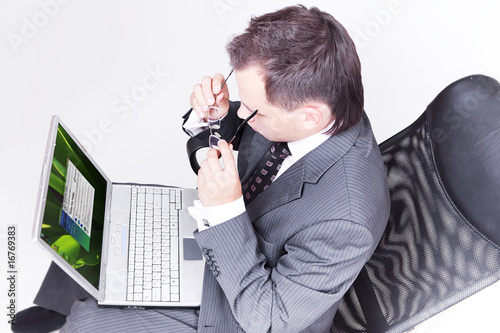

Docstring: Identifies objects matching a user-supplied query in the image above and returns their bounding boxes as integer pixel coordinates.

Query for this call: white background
[1,0,500,332]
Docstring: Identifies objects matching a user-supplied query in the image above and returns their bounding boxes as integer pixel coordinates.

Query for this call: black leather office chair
[332,74,500,332]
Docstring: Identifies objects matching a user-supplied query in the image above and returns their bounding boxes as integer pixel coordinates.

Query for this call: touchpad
[183,238,203,260]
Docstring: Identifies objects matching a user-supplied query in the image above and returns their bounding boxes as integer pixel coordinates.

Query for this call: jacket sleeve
[193,211,375,333]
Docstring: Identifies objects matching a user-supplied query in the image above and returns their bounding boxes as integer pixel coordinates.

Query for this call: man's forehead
[235,67,267,104]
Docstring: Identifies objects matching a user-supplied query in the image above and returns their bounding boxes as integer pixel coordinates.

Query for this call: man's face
[234,66,307,142]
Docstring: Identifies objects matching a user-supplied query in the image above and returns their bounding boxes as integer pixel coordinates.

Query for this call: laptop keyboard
[127,186,182,302]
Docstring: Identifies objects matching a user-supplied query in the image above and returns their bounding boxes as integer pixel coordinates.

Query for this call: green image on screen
[40,124,107,289]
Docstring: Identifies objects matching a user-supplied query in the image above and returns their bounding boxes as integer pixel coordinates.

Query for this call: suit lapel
[245,117,363,222]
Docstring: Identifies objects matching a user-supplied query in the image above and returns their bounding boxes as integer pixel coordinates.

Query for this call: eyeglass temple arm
[228,109,258,145]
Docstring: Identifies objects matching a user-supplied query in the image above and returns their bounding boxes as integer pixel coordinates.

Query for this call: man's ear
[302,103,329,131]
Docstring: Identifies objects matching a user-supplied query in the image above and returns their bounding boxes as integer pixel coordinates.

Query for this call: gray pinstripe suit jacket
[191,102,390,332]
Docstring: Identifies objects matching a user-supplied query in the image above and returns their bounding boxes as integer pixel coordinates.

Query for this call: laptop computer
[32,115,204,308]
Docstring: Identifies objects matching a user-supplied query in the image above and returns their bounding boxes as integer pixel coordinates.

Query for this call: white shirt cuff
[188,196,246,232]
[183,111,207,136]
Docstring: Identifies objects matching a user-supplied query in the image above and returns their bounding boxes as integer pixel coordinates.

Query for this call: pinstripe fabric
[34,262,92,316]
[193,112,390,332]
[61,299,199,333]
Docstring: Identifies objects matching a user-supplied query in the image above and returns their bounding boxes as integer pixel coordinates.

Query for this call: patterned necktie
[243,142,291,205]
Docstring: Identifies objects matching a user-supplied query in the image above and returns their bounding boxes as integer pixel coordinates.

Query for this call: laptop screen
[39,123,107,289]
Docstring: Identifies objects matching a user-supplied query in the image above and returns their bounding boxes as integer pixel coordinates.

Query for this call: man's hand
[198,140,242,207]
[190,73,230,120]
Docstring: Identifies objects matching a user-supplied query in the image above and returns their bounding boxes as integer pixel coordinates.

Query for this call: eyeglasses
[206,69,258,149]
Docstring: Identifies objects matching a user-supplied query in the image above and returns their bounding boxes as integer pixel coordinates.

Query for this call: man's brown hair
[227,5,364,135]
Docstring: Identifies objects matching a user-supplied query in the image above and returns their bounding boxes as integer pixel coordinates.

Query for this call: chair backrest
[332,74,500,333]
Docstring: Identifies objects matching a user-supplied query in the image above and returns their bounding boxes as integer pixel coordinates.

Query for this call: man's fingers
[212,73,225,95]
[190,91,204,118]
[218,140,237,175]
[201,76,215,106]
[205,148,224,176]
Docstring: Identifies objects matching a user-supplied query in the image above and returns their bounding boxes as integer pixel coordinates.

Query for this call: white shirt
[184,111,333,232]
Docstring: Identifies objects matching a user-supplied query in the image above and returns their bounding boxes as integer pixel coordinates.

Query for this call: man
[15,5,389,332]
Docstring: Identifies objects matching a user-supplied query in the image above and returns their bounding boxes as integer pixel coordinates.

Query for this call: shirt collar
[287,121,334,162]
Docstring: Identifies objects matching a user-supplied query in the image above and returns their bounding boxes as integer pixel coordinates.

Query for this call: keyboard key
[162,195,170,209]
[144,280,152,290]
[171,237,179,263]
[161,285,170,301]
[171,293,180,302]
[154,194,162,208]
[143,290,152,301]
[152,288,161,301]
[137,193,146,206]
